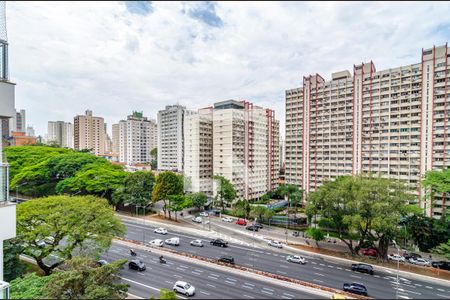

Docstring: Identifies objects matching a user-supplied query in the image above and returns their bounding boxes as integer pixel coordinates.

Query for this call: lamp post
[393,240,400,299]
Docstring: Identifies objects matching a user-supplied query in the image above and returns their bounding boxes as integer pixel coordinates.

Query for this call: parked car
[128,259,146,271]
[154,227,168,235]
[218,255,235,265]
[431,261,450,271]
[351,263,374,275]
[165,237,180,246]
[173,281,196,297]
[268,240,283,248]
[286,255,306,264]
[190,239,204,247]
[409,257,431,266]
[222,217,233,222]
[96,259,108,266]
[253,223,263,229]
[149,239,164,247]
[210,239,228,247]
[343,282,368,296]
[199,212,209,217]
[245,225,259,231]
[236,218,247,226]
[360,248,377,257]
[403,252,421,260]
[292,231,300,237]
[192,216,202,223]
[388,254,406,262]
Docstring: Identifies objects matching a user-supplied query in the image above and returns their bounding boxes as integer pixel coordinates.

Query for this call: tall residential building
[8,108,25,134]
[47,121,73,148]
[285,44,450,217]
[112,123,120,154]
[280,138,285,172]
[74,110,106,155]
[158,105,191,172]
[184,100,279,200]
[118,111,157,165]
[26,125,35,137]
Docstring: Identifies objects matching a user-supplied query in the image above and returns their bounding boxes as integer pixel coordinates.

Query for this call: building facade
[112,123,120,154]
[47,121,73,148]
[118,111,157,165]
[74,110,106,156]
[285,44,450,217]
[157,105,190,172]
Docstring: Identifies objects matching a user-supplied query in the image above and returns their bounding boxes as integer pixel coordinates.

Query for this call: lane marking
[345,269,351,272]
[350,275,361,279]
[225,280,236,285]
[314,273,325,277]
[191,271,201,275]
[327,265,334,268]
[244,283,255,286]
[261,290,274,295]
[226,277,237,282]
[194,269,203,273]
[425,286,433,289]
[311,261,317,265]
[437,294,449,298]
[207,276,218,280]
[165,280,172,284]
[200,291,210,295]
[121,277,188,299]
[279,264,289,268]
[374,275,380,278]
[284,293,295,297]
[242,285,253,290]
[437,288,445,292]
[243,295,254,298]
[173,274,182,278]
[277,270,287,275]
[313,279,324,283]
[263,288,274,292]
[313,266,324,271]
[206,284,216,288]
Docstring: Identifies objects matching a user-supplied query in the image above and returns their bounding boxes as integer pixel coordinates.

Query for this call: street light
[392,240,400,300]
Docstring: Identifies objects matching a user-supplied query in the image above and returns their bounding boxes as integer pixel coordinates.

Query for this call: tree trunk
[377,235,390,261]
[162,200,167,217]
[36,258,53,275]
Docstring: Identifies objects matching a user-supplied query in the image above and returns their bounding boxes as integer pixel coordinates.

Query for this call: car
[165,237,180,246]
[292,231,300,237]
[360,248,377,257]
[403,252,421,260]
[222,217,233,222]
[96,259,108,266]
[253,223,263,229]
[351,263,374,275]
[128,259,146,271]
[342,282,368,296]
[199,212,209,217]
[192,216,203,223]
[154,227,168,235]
[245,225,259,231]
[268,240,283,248]
[409,257,430,266]
[388,254,406,262]
[431,261,450,271]
[173,281,195,297]
[210,238,228,247]
[235,218,247,226]
[190,239,204,247]
[149,239,164,247]
[218,255,235,264]
[286,255,306,264]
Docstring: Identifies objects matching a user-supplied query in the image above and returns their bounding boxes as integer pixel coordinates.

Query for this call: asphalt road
[122,218,450,299]
[103,242,323,299]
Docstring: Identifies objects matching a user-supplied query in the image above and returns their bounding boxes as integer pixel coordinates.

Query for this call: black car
[253,223,263,229]
[96,259,108,266]
[128,259,146,271]
[246,225,259,231]
[403,252,421,260]
[218,255,235,265]
[210,239,228,247]
[343,282,368,296]
[432,261,450,271]
[351,263,374,275]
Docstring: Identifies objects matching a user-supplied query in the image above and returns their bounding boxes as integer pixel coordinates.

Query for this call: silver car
[286,255,306,264]
[190,239,204,247]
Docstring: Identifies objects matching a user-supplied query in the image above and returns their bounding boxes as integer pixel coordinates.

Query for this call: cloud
[125,1,153,16]
[5,1,450,138]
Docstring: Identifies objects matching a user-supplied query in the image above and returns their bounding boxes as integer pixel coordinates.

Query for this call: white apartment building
[184,108,213,195]
[158,105,191,172]
[112,123,119,154]
[47,121,73,148]
[74,110,107,156]
[285,44,450,217]
[184,100,279,200]
[118,111,157,165]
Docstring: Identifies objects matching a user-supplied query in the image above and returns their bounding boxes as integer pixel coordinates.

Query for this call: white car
[190,239,204,247]
[165,237,180,246]
[286,255,306,264]
[154,227,167,235]
[409,257,430,266]
[192,216,202,223]
[268,240,283,248]
[199,212,209,217]
[149,239,164,247]
[388,254,406,262]
[222,217,233,222]
[173,281,195,296]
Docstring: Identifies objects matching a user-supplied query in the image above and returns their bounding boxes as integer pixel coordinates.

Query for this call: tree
[213,175,236,212]
[250,205,268,222]
[233,200,250,219]
[152,171,184,219]
[158,288,177,300]
[44,256,128,299]
[403,213,450,252]
[150,148,157,170]
[3,239,26,282]
[10,273,56,299]
[433,239,450,260]
[305,228,325,247]
[168,195,191,221]
[264,209,274,222]
[114,171,155,207]
[17,195,126,275]
[189,192,208,211]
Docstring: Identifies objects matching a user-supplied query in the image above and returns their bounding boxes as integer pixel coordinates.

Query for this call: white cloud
[6,1,450,137]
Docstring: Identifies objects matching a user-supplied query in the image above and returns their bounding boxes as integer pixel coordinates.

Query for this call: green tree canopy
[188,192,208,211]
[10,273,56,300]
[158,288,177,299]
[113,171,155,207]
[152,171,184,219]
[233,200,250,219]
[433,239,450,260]
[3,239,26,282]
[213,175,236,211]
[305,227,325,246]
[250,205,269,222]
[168,195,192,220]
[17,195,126,275]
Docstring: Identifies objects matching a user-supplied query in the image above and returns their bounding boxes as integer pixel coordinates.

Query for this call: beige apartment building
[185,100,279,200]
[285,44,450,217]
[47,121,73,148]
[112,123,120,154]
[74,110,107,156]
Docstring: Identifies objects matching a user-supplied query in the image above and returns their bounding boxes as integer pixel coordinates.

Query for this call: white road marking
[245,263,253,267]
[192,271,201,275]
[242,285,253,290]
[314,272,325,277]
[350,275,361,279]
[279,264,289,268]
[243,295,254,298]
[173,274,182,278]
[311,261,317,265]
[283,293,295,298]
[207,276,218,280]
[121,277,187,299]
[261,290,273,295]
[313,266,324,271]
[313,279,324,283]
[277,270,287,275]
[336,266,342,270]
[398,296,410,299]
[138,272,146,276]
[206,283,216,288]
[319,263,325,266]
[244,283,255,286]
[200,291,210,295]
[226,277,237,282]
[194,269,203,273]
[414,284,422,287]
[327,265,334,268]
[176,267,184,271]
[165,280,172,284]
[225,280,236,285]
[263,288,274,292]
[437,289,445,292]
[397,289,421,295]
[437,294,449,298]
[345,269,351,272]
[374,275,380,278]
[425,286,433,289]
[210,273,220,277]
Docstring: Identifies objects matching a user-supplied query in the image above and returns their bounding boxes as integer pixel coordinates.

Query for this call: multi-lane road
[103,242,323,299]
[121,218,450,299]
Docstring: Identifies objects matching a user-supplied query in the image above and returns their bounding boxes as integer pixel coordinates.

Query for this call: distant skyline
[7,1,450,137]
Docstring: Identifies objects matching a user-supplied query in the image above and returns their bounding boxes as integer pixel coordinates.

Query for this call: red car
[361,248,377,257]
[235,218,247,226]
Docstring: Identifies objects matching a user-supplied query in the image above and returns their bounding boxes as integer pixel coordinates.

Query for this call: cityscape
[1,1,450,300]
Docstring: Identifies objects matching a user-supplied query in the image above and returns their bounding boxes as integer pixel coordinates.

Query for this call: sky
[6,1,450,138]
